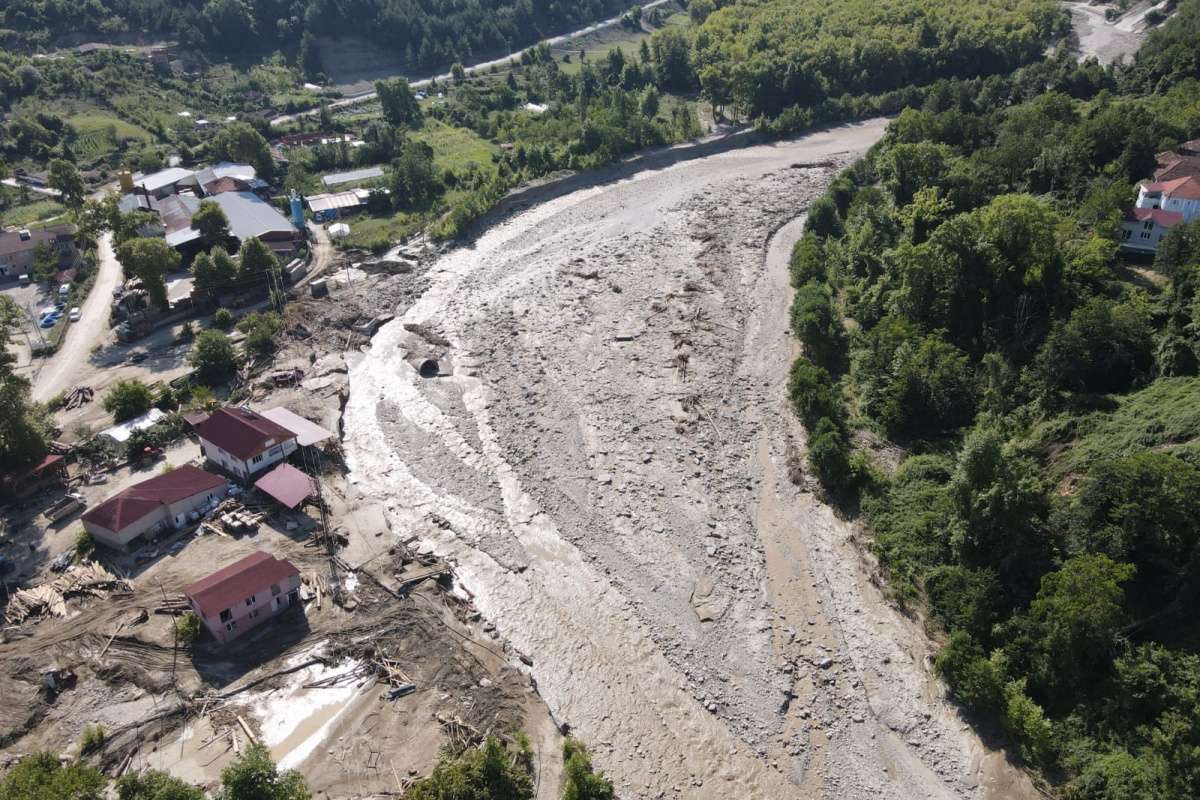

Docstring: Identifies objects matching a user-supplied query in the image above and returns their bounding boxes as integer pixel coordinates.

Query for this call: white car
[68,307,81,322]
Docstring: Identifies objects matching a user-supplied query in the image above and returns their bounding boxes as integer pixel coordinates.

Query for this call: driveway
[31,232,122,403]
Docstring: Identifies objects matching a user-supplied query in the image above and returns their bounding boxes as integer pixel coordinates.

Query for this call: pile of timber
[62,386,94,409]
[4,563,131,624]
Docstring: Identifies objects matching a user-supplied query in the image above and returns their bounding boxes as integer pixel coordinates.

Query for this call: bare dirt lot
[343,119,1039,799]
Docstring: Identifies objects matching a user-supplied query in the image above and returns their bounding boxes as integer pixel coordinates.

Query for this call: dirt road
[1067,0,1151,63]
[31,232,121,403]
[343,119,1035,799]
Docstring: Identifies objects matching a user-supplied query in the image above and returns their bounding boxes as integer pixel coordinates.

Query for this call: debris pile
[4,563,131,624]
[61,386,95,409]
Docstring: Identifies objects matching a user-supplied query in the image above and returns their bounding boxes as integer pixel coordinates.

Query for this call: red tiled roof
[184,551,299,618]
[195,407,296,462]
[1124,207,1185,227]
[254,463,315,509]
[1155,159,1200,183]
[1141,176,1200,200]
[82,465,225,533]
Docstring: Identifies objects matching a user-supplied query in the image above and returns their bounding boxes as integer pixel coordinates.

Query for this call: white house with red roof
[194,407,298,481]
[1122,174,1200,253]
[183,551,301,643]
[1136,175,1200,223]
[1121,207,1185,253]
[81,465,227,551]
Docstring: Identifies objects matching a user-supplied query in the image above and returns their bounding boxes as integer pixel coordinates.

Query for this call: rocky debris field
[344,120,1038,800]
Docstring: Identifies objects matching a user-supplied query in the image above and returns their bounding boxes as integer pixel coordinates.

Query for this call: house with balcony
[194,407,299,481]
[1121,175,1200,253]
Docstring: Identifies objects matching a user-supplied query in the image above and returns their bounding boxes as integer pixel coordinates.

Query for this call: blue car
[40,315,59,328]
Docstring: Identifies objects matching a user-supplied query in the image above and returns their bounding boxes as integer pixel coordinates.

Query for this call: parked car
[58,285,70,298]
[68,307,81,322]
[39,316,58,329]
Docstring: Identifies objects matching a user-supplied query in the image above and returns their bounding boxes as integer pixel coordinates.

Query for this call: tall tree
[211,123,275,181]
[0,297,51,470]
[375,77,423,128]
[192,200,231,251]
[47,158,85,209]
[116,237,179,310]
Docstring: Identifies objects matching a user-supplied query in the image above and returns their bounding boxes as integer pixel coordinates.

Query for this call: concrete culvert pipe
[404,353,440,378]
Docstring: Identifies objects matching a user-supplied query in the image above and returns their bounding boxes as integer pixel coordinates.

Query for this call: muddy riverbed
[343,119,1038,799]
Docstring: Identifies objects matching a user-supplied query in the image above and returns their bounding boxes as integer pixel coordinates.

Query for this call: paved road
[31,232,121,403]
[271,0,673,127]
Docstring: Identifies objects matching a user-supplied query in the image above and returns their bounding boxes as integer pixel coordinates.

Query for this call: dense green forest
[691,0,1069,118]
[0,0,625,70]
[785,1,1200,796]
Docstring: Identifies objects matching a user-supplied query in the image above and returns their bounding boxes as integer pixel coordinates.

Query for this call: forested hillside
[784,2,1200,796]
[691,0,1069,118]
[0,0,624,69]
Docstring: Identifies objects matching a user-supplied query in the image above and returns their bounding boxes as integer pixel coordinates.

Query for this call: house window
[252,454,264,464]
[1144,221,1154,230]
[271,583,281,595]
[225,621,237,632]
[1122,229,1132,240]
[246,595,256,606]
[219,609,232,622]
[1141,232,1151,239]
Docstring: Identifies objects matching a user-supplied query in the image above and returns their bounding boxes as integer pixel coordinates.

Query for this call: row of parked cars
[38,300,81,328]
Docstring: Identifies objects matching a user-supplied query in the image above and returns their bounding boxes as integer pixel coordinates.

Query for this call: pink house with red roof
[194,407,298,481]
[81,465,226,551]
[184,551,301,643]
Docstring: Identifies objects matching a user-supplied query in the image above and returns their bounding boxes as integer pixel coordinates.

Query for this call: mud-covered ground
[343,120,1041,799]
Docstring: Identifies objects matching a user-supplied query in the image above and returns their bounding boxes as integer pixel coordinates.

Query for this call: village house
[183,551,301,643]
[1121,171,1200,253]
[194,407,299,481]
[0,225,78,282]
[81,465,227,551]
[1153,137,1200,182]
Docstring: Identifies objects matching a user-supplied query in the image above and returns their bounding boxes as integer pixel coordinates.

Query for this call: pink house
[183,551,302,644]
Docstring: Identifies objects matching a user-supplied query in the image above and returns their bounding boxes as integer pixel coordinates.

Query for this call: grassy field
[68,110,155,159]
[413,119,500,173]
[0,199,68,227]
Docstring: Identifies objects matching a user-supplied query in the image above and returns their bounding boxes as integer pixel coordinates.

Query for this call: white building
[1121,208,1184,254]
[194,407,299,481]
[1135,176,1200,223]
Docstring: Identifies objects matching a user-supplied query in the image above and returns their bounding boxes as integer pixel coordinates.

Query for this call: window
[225,621,237,632]
[271,583,281,595]
[252,454,264,464]
[1141,232,1152,239]
[269,446,282,457]
[1144,221,1154,230]
[1122,229,1132,240]
[246,595,256,606]
[219,609,232,622]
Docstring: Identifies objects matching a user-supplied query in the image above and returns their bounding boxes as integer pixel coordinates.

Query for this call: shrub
[787,357,844,429]
[807,416,852,490]
[176,322,195,342]
[176,611,201,645]
[236,312,283,355]
[116,770,203,800]
[75,529,94,559]
[935,631,1006,712]
[561,739,614,800]
[790,282,846,373]
[81,724,105,754]
[0,753,106,800]
[102,379,153,423]
[189,330,237,385]
[212,308,234,329]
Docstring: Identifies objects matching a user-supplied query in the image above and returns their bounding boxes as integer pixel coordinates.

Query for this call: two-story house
[183,551,302,643]
[0,225,78,282]
[194,407,299,481]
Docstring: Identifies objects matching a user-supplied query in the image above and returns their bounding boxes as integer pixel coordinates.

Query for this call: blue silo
[290,192,305,229]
